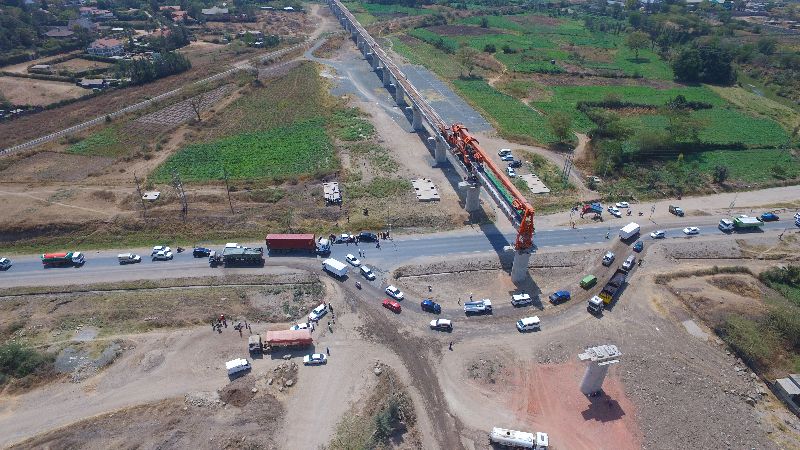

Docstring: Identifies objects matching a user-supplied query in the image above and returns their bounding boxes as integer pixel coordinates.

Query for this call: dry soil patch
[0,76,87,106]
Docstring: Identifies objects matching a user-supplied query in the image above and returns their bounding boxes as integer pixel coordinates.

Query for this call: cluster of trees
[115,51,190,85]
[148,25,191,51]
[672,42,735,84]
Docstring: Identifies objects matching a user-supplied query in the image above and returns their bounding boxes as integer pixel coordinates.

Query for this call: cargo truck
[587,296,604,315]
[265,234,331,254]
[619,222,640,240]
[263,329,313,353]
[599,268,627,304]
[464,299,492,315]
[41,252,85,267]
[489,427,549,450]
[219,246,264,267]
[733,216,763,230]
[322,258,348,278]
[248,335,263,355]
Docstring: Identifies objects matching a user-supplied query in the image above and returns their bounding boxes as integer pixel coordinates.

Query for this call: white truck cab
[718,219,734,231]
[588,296,604,315]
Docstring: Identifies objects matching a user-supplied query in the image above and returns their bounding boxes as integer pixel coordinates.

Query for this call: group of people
[212,314,251,337]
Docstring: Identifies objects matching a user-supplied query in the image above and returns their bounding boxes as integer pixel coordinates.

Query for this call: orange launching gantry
[440,124,536,251]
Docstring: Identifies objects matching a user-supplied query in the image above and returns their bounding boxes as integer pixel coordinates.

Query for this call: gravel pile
[184,391,222,408]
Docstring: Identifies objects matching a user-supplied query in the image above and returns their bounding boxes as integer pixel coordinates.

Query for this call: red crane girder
[439,124,535,250]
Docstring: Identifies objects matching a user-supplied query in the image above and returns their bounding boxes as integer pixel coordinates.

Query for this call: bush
[484,43,496,53]
[718,316,777,369]
[0,343,52,385]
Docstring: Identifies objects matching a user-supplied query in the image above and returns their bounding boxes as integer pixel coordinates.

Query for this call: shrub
[0,343,53,385]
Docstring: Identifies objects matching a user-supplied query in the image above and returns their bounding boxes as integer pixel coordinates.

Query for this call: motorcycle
[176,247,185,253]
[638,211,644,216]
[626,210,632,216]
[355,281,362,289]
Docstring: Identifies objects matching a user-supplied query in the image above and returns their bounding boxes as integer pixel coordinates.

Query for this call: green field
[152,120,336,182]
[686,148,798,182]
[65,126,121,157]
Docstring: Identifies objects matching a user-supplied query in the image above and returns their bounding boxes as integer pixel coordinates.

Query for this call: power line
[171,169,188,222]
[133,172,147,221]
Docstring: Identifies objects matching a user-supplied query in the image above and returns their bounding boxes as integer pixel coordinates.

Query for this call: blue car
[633,240,643,252]
[548,290,571,304]
[760,212,779,222]
[193,247,212,258]
[420,299,441,314]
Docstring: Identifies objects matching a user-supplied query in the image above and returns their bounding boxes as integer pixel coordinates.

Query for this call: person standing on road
[326,347,330,355]
[449,342,453,351]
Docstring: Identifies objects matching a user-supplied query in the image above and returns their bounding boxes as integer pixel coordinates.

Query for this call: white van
[225,358,251,376]
[511,293,533,306]
[117,253,141,265]
[516,316,541,332]
[622,255,636,271]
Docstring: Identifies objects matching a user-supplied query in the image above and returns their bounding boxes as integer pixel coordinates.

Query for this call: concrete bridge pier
[371,54,380,71]
[382,67,392,87]
[434,138,448,164]
[394,84,406,105]
[459,181,481,212]
[510,250,532,284]
[411,104,423,131]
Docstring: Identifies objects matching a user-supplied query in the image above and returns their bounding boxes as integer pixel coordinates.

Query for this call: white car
[345,254,361,266]
[429,319,452,331]
[498,148,512,156]
[511,293,533,306]
[151,245,171,256]
[615,202,630,208]
[360,266,376,280]
[622,254,636,271]
[385,285,404,301]
[602,251,615,266]
[608,206,622,218]
[516,316,541,332]
[0,257,12,271]
[308,303,328,321]
[501,153,514,161]
[506,167,517,178]
[290,322,311,331]
[683,227,700,235]
[303,353,327,365]
[152,250,173,261]
[650,230,666,239]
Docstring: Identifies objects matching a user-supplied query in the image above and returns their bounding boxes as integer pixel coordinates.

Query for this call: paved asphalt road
[1,218,791,288]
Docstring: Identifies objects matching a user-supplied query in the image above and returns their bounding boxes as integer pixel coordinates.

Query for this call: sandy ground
[52,58,112,73]
[0,76,88,106]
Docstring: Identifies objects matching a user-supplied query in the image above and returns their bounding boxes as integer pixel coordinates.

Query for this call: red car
[382,298,401,313]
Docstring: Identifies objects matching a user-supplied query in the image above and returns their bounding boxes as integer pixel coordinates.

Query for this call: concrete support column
[459,181,480,212]
[510,250,532,284]
[371,54,380,71]
[411,104,423,131]
[394,85,406,105]
[580,362,611,395]
[434,138,448,164]
[382,67,392,87]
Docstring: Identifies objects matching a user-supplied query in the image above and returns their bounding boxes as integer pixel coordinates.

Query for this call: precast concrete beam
[411,104,423,131]
[510,250,531,284]
[459,181,480,212]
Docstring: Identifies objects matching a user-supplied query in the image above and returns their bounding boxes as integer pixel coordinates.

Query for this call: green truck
[214,244,264,267]
[41,252,85,267]
[733,216,763,230]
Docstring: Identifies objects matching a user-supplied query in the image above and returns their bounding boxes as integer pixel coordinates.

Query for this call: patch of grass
[152,119,336,182]
[344,177,411,199]
[65,126,122,157]
[458,15,527,33]
[719,315,779,370]
[761,266,800,306]
[709,85,800,132]
[346,142,399,173]
[361,2,434,16]
[453,78,556,144]
[390,36,461,79]
[331,108,375,142]
[519,151,575,195]
[686,148,798,182]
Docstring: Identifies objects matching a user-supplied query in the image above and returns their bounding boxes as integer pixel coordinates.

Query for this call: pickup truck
[464,299,492,315]
[421,299,441,314]
[548,291,570,304]
[511,293,533,306]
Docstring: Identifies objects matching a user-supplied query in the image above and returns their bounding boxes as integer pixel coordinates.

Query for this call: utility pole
[561,151,574,186]
[223,167,234,214]
[133,172,147,220]
[171,169,188,222]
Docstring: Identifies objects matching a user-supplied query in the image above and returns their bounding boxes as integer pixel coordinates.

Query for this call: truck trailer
[599,268,627,304]
[41,252,85,267]
[489,427,548,450]
[263,329,313,352]
[619,222,640,240]
[322,258,348,278]
[265,234,330,254]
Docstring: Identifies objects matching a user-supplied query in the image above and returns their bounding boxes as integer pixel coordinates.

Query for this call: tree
[483,43,496,53]
[757,37,777,55]
[665,112,705,143]
[625,31,649,61]
[480,17,489,28]
[547,111,573,144]
[672,47,703,82]
[455,45,479,78]
[712,165,729,183]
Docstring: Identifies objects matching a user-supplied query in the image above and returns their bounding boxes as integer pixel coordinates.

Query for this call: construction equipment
[439,124,536,251]
[580,202,603,219]
[599,268,627,304]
